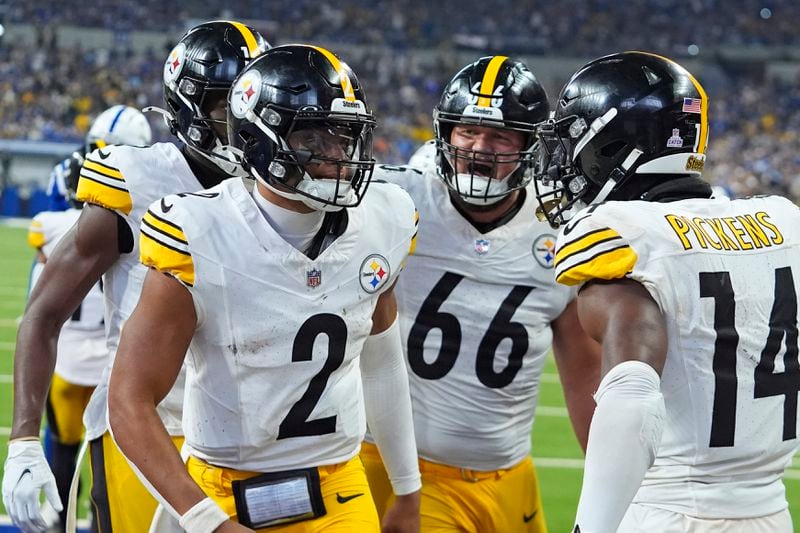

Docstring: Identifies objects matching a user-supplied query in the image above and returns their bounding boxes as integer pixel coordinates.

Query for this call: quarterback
[535,51,800,533]
[361,56,601,532]
[108,45,421,533]
[2,21,269,532]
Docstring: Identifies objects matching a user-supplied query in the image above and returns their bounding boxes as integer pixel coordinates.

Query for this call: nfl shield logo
[474,239,491,256]
[306,268,322,288]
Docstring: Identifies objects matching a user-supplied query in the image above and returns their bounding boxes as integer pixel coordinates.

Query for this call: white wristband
[178,497,228,533]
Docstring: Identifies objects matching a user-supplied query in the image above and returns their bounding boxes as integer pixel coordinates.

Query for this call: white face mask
[450,172,514,206]
[254,166,353,212]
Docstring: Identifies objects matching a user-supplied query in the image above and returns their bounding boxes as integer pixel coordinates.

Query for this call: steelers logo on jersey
[532,234,557,269]
[164,42,186,85]
[230,70,262,119]
[360,254,391,293]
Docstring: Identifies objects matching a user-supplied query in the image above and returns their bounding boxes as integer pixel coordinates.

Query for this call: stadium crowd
[1,2,800,200]
[8,0,800,52]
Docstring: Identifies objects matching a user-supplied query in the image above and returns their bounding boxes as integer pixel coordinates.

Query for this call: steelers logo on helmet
[230,70,262,119]
[532,234,557,269]
[360,254,391,294]
[164,42,186,85]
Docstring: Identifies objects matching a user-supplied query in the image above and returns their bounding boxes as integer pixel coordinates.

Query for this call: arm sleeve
[360,318,421,496]
[573,360,665,533]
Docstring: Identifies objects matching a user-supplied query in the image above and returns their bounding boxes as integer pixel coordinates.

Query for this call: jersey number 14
[701,266,800,447]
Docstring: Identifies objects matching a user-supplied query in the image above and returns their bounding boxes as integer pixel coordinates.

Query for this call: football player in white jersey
[534,51,800,533]
[42,104,152,213]
[361,56,602,532]
[108,44,421,533]
[26,104,152,532]
[2,21,269,532]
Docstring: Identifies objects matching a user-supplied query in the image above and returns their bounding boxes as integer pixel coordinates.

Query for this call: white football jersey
[28,209,107,386]
[374,164,574,470]
[140,178,418,472]
[555,195,800,518]
[407,140,436,169]
[76,143,199,440]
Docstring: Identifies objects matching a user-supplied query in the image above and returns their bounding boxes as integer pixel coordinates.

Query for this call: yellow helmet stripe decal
[228,21,260,57]
[631,51,708,155]
[311,46,356,101]
[476,56,508,107]
[685,71,708,154]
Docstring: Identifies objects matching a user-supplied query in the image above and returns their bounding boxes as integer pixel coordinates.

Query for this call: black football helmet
[534,51,710,227]
[150,20,269,175]
[227,44,376,212]
[433,56,550,206]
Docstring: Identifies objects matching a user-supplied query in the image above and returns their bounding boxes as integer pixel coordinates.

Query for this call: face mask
[450,172,513,206]
[254,167,352,212]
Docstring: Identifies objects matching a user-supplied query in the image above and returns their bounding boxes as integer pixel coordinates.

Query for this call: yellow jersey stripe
[142,210,187,244]
[409,231,418,256]
[476,56,508,107]
[140,233,195,286]
[556,245,637,286]
[83,160,124,181]
[631,51,708,155]
[555,227,622,267]
[94,139,107,148]
[27,227,45,249]
[75,178,132,215]
[228,21,260,57]
[311,46,356,101]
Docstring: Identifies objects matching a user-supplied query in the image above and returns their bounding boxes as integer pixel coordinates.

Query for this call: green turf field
[0,221,797,530]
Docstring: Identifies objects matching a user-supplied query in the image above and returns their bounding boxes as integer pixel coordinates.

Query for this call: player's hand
[214,520,255,532]
[2,440,63,532]
[381,490,420,533]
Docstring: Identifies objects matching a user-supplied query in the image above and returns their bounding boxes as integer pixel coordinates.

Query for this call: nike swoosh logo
[336,492,364,504]
[161,198,173,213]
[523,510,538,523]
[97,150,111,160]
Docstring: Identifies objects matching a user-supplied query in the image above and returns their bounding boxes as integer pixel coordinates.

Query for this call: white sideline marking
[537,406,569,417]
[541,372,560,383]
[533,457,584,469]
[0,342,16,351]
[0,319,21,328]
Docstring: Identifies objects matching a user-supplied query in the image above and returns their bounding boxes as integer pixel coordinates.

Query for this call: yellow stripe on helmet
[228,21,260,58]
[629,51,708,155]
[311,46,356,101]
[476,56,508,107]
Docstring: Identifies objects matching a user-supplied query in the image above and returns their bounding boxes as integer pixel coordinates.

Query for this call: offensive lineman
[361,56,601,532]
[2,21,269,532]
[108,45,421,532]
[27,105,152,532]
[534,51,800,532]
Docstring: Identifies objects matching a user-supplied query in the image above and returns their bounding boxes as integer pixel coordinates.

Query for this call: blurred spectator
[3,0,800,200]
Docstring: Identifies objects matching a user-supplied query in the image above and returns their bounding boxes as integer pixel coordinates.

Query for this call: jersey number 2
[700,267,800,447]
[277,314,347,439]
[407,272,533,388]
